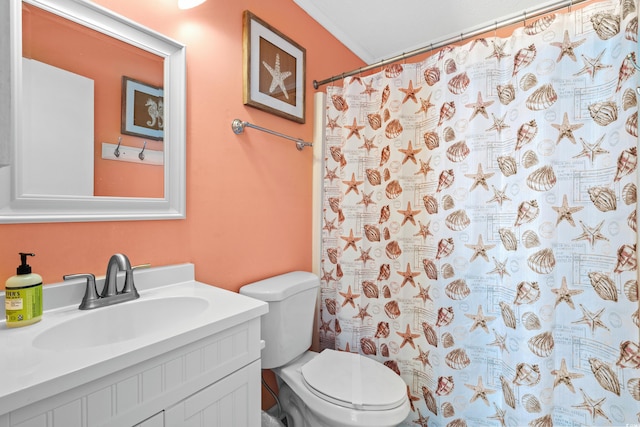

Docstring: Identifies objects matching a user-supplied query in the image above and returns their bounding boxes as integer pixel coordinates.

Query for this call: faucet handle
[120,263,150,296]
[63,273,98,310]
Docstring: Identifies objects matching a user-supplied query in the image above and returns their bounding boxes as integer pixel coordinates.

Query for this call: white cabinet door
[165,360,260,427]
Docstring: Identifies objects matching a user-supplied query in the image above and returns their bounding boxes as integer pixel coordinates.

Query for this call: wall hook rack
[231,119,313,151]
[101,139,163,165]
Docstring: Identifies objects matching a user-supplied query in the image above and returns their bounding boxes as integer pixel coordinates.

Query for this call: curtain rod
[231,119,313,151]
[313,0,588,89]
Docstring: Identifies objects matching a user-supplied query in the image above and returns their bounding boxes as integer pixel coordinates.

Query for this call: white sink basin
[33,296,209,350]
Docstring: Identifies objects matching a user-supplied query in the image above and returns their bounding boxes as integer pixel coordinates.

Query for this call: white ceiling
[294,0,572,65]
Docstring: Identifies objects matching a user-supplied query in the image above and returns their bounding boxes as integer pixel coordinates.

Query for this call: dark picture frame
[121,76,164,141]
[242,11,306,123]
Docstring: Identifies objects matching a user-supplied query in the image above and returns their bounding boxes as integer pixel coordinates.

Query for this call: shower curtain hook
[494,21,498,40]
[523,11,527,26]
[627,53,640,71]
[568,0,572,12]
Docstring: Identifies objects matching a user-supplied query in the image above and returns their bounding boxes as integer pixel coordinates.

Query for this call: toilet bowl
[273,350,410,427]
[239,272,410,427]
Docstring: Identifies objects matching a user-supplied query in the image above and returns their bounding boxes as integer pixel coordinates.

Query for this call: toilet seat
[300,349,406,411]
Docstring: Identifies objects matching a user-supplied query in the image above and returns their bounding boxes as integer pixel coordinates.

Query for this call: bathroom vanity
[0,263,268,427]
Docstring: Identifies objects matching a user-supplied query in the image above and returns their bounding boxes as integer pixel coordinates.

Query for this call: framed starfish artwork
[243,11,306,123]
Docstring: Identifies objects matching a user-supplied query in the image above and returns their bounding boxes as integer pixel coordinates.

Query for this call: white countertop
[0,263,268,415]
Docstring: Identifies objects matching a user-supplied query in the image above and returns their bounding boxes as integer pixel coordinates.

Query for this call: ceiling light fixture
[178,0,206,9]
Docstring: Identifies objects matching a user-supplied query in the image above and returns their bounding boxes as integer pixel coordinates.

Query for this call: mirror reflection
[21,2,164,198]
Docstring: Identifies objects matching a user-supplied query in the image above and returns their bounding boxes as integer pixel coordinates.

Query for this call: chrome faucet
[64,253,144,310]
[102,253,134,298]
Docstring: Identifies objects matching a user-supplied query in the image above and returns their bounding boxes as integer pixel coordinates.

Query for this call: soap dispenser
[5,252,43,328]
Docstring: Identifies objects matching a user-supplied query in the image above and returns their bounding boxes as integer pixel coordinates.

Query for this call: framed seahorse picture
[243,11,306,123]
[121,76,164,140]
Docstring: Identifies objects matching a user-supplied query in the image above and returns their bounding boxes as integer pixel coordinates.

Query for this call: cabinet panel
[165,360,260,427]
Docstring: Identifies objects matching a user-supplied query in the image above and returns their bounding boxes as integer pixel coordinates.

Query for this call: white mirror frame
[0,0,186,223]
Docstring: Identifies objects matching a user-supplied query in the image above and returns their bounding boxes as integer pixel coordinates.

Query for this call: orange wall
[0,0,363,288]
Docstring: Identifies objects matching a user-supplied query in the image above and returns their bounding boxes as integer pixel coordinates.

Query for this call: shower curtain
[318,0,640,425]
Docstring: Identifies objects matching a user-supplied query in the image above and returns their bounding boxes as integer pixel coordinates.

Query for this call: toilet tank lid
[239,271,319,301]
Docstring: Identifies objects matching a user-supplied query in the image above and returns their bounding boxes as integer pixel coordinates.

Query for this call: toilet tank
[240,271,319,369]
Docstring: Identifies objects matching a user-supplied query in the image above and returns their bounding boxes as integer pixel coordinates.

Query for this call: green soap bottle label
[5,283,42,322]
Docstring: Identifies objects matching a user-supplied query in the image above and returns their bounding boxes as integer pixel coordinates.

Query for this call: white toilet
[240,271,410,427]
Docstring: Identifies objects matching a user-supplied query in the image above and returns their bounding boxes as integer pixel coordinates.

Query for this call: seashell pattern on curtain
[319,0,640,425]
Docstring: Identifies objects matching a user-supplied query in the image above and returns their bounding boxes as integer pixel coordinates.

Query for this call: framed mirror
[0,0,186,223]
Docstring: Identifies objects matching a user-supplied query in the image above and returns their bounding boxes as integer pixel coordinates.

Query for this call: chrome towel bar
[231,119,313,151]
